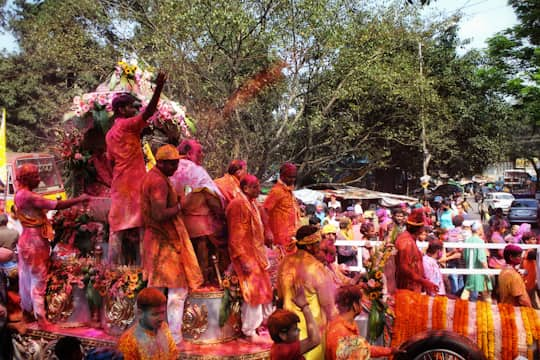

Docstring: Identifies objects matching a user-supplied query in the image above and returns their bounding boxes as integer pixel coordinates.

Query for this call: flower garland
[520,306,540,360]
[392,290,430,347]
[394,291,533,360]
[477,300,486,356]
[476,300,495,360]
[521,307,533,360]
[498,303,519,360]
[432,295,447,330]
[453,299,468,337]
[486,301,495,360]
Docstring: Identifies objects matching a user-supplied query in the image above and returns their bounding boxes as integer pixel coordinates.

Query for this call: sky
[421,0,518,51]
[0,0,519,54]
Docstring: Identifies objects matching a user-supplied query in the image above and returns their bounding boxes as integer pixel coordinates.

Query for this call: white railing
[334,239,540,275]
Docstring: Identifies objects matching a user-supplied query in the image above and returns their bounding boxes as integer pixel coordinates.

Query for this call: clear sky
[422,0,518,50]
[0,0,518,54]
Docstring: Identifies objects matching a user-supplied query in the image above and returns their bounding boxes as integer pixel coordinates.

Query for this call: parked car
[483,192,515,215]
[507,198,539,225]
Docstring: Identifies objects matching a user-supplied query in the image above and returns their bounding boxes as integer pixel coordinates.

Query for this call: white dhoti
[241,302,274,337]
[167,287,188,343]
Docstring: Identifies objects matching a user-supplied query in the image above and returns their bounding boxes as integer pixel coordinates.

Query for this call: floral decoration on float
[391,290,540,360]
[64,60,195,137]
[360,242,395,345]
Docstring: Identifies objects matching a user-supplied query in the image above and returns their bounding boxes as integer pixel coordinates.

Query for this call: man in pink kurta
[263,163,300,251]
[105,72,166,265]
[226,174,273,341]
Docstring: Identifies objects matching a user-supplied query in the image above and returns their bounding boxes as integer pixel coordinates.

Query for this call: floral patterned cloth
[336,336,371,360]
[105,113,147,232]
[118,321,178,360]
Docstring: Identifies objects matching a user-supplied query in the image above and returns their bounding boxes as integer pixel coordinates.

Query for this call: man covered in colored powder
[226,174,274,342]
[140,144,203,343]
[214,159,247,207]
[264,163,301,251]
[118,287,178,360]
[278,225,338,360]
[15,164,88,327]
[395,208,438,294]
[170,139,227,285]
[105,71,167,265]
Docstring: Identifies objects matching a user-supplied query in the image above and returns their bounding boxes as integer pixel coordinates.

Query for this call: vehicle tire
[394,330,486,360]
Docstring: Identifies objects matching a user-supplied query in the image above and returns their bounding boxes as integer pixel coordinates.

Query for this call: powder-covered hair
[137,287,166,310]
[335,285,363,313]
[267,309,300,343]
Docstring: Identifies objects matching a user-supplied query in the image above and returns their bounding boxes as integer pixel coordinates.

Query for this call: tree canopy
[0,0,515,189]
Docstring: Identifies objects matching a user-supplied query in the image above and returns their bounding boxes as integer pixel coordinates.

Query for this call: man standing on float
[264,163,300,252]
[141,144,203,343]
[105,72,166,265]
[226,174,273,342]
[16,164,88,327]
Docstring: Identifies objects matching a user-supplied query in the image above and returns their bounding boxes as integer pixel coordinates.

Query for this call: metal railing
[334,239,540,275]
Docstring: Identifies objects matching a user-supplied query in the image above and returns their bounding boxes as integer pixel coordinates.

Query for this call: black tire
[394,330,486,360]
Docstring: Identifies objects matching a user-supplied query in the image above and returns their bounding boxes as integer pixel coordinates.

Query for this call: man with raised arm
[105,71,167,265]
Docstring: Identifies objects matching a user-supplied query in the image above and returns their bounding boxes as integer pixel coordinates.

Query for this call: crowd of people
[0,71,538,360]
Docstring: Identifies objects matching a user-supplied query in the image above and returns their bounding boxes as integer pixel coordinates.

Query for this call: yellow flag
[143,141,156,171]
[0,108,6,185]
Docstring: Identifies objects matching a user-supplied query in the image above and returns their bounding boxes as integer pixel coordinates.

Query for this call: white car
[483,192,515,214]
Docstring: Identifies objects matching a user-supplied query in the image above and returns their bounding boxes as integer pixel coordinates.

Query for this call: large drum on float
[182,290,241,344]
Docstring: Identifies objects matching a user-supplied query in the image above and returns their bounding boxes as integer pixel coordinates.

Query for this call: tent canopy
[295,184,417,207]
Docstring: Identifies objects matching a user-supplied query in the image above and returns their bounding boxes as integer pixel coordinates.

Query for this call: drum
[182,289,241,344]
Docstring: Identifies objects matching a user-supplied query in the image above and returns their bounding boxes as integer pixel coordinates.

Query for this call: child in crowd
[268,286,320,360]
[118,287,177,360]
[423,240,446,296]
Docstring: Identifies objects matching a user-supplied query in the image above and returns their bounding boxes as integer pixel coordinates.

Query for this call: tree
[0,0,120,151]
[481,0,540,184]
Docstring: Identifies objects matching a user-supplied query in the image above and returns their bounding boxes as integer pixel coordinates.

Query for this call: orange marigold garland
[418,293,429,333]
[453,299,468,337]
[486,302,494,360]
[521,307,533,360]
[477,301,486,356]
[509,305,518,359]
[432,296,446,330]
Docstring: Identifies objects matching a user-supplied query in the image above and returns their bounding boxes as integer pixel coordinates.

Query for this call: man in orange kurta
[214,159,247,207]
[141,145,203,343]
[263,163,300,251]
[226,174,274,341]
[105,72,166,265]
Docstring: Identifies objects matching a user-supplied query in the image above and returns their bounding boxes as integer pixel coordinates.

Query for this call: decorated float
[9,60,540,360]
